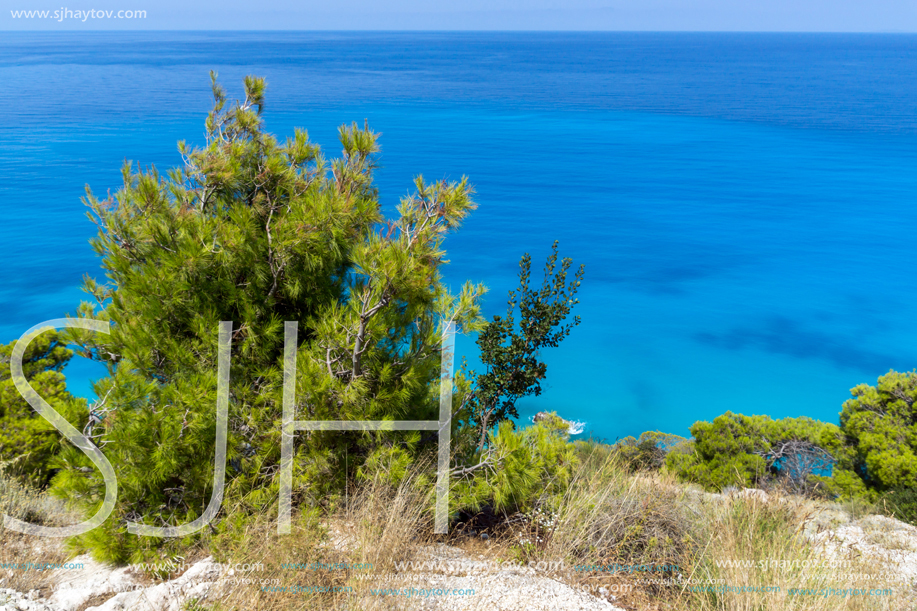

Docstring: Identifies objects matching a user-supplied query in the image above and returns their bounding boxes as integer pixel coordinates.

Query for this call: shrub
[39,75,582,562]
[614,431,686,472]
[882,487,917,526]
[839,369,917,491]
[533,445,695,603]
[451,413,579,518]
[667,371,917,503]
[0,330,87,487]
[665,412,843,492]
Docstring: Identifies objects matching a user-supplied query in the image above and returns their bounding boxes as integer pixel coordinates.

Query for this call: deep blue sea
[1,32,916,441]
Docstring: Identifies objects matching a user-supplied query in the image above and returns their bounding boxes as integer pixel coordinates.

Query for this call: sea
[1,32,915,442]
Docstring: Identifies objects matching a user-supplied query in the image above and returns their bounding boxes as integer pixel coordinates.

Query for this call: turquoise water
[1,32,916,441]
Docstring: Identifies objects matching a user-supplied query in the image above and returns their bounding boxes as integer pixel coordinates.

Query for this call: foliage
[0,331,87,487]
[839,369,917,491]
[355,442,416,488]
[614,431,686,472]
[665,412,843,492]
[50,74,489,562]
[452,241,584,461]
[451,412,579,517]
[667,370,917,502]
[33,74,586,562]
[881,486,917,526]
[809,467,875,501]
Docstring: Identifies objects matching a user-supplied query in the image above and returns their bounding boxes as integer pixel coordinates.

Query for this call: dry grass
[3,451,915,611]
[196,470,436,611]
[676,492,909,611]
[490,444,912,611]
[0,469,79,595]
[833,495,884,521]
[510,443,697,610]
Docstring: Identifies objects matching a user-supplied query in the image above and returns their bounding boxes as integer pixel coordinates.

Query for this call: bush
[452,413,579,518]
[666,371,917,505]
[614,431,686,472]
[839,370,917,491]
[0,330,87,487]
[665,412,843,492]
[39,75,582,563]
[882,487,917,526]
[532,445,695,602]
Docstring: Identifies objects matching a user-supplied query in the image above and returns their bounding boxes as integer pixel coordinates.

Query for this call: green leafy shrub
[49,75,486,562]
[882,487,917,526]
[0,330,88,487]
[614,431,686,472]
[39,75,582,563]
[666,371,917,504]
[839,370,917,491]
[665,412,843,492]
[452,412,579,517]
[810,467,875,502]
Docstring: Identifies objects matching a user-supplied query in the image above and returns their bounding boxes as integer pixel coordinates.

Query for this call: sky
[3,0,916,32]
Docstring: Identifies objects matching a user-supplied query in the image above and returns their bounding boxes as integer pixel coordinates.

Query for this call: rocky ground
[346,544,626,611]
[805,510,917,584]
[2,489,916,611]
[0,554,227,611]
[0,546,625,611]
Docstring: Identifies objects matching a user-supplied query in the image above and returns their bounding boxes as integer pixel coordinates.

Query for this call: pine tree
[37,74,587,562]
[53,74,485,562]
